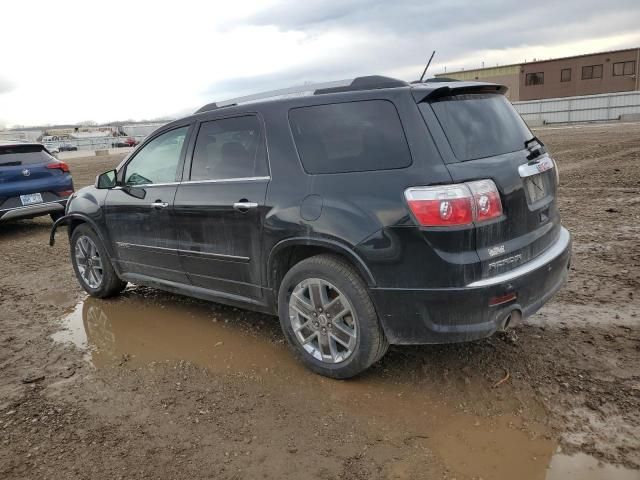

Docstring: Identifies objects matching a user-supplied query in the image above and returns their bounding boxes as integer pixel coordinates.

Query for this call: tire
[50,211,64,222]
[277,254,388,379]
[70,224,126,298]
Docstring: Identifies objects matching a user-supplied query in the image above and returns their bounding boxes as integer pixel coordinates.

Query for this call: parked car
[46,145,60,155]
[59,144,78,152]
[124,137,138,147]
[50,76,571,378]
[113,138,138,148]
[0,142,74,223]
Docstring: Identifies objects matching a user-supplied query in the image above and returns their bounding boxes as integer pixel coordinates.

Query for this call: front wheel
[50,211,64,222]
[278,254,388,379]
[70,224,126,298]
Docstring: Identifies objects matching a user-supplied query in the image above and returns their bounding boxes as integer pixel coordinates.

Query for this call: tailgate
[447,151,560,279]
[418,90,561,281]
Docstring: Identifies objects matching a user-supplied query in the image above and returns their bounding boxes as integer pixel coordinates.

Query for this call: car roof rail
[195,75,409,113]
[313,75,409,94]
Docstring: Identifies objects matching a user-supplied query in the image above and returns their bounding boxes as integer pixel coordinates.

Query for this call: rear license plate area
[20,193,43,206]
[524,173,550,205]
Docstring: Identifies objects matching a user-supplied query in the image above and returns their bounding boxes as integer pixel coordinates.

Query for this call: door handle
[233,201,258,212]
[151,201,169,209]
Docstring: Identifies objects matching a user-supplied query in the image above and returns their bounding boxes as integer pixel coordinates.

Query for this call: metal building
[436,47,640,101]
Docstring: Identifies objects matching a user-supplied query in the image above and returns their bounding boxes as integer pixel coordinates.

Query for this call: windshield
[423,94,533,162]
[0,145,53,167]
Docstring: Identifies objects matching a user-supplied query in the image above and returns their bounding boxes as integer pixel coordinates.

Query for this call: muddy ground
[0,122,639,480]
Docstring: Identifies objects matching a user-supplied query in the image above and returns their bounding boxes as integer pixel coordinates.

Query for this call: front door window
[125,127,188,185]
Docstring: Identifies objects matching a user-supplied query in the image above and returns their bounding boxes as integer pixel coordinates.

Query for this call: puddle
[52,293,637,480]
[52,294,299,373]
[547,453,640,480]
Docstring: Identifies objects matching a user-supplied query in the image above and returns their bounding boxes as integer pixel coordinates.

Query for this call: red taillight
[58,190,74,197]
[405,180,503,227]
[405,184,474,226]
[46,161,70,173]
[468,179,503,222]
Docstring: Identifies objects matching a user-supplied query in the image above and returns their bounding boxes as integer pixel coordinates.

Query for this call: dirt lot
[1,123,639,479]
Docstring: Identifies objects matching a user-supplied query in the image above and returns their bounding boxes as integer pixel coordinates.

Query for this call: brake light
[46,161,70,173]
[57,189,74,197]
[468,179,503,222]
[405,180,503,227]
[405,184,474,226]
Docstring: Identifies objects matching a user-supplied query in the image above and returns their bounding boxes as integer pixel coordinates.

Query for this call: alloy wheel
[74,235,103,289]
[288,278,358,364]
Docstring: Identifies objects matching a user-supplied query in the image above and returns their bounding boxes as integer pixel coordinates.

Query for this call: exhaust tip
[501,309,523,331]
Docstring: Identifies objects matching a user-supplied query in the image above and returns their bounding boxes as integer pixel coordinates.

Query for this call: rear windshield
[423,94,533,161]
[0,145,53,166]
[289,100,412,174]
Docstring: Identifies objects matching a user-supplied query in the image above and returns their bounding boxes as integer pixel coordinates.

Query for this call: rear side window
[190,116,268,181]
[424,94,533,162]
[289,100,412,174]
[0,145,53,166]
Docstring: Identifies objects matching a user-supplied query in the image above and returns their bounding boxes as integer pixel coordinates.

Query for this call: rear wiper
[0,161,22,167]
[524,136,545,149]
[524,136,545,161]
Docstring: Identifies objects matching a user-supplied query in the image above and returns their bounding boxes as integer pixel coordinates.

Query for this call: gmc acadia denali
[50,76,572,378]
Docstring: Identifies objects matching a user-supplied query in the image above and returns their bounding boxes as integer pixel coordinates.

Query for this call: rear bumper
[370,227,572,344]
[0,200,67,222]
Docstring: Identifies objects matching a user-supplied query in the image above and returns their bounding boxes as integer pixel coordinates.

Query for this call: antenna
[419,50,436,83]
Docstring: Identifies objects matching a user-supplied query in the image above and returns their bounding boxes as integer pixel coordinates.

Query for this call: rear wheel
[70,224,126,298]
[278,254,388,379]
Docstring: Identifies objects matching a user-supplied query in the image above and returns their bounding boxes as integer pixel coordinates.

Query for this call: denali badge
[488,245,505,257]
[488,254,523,271]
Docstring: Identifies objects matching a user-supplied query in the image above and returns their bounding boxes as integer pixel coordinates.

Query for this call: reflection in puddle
[52,294,296,372]
[52,294,638,480]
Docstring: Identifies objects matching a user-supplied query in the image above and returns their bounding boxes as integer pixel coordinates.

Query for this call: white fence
[42,135,148,152]
[2,123,167,152]
[513,90,640,125]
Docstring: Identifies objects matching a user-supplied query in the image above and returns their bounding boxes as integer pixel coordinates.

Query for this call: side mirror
[95,169,117,189]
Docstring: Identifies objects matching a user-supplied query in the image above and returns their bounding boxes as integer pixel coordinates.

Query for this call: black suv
[51,76,571,378]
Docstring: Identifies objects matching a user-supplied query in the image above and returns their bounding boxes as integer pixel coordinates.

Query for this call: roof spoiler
[0,142,46,151]
[412,83,508,103]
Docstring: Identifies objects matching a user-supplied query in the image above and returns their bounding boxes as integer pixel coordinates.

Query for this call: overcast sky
[1,0,639,127]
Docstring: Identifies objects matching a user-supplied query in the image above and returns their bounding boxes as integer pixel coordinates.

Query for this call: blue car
[0,142,74,223]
